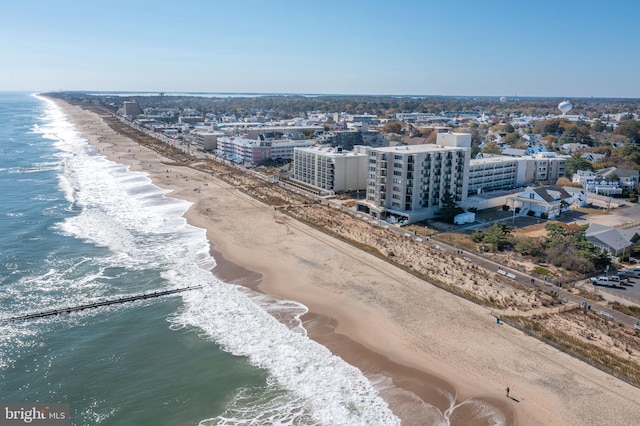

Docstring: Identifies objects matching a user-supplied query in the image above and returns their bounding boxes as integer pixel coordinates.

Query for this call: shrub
[541,212,549,219]
[527,210,535,216]
[502,204,510,211]
[532,266,551,276]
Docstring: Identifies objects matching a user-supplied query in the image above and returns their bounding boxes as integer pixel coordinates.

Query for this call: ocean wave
[13,97,400,425]
[172,283,398,425]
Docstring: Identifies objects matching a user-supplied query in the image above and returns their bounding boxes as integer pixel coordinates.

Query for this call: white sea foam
[28,96,400,425]
[172,283,398,425]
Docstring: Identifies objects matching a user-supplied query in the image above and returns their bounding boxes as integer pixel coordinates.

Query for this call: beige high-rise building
[358,134,471,223]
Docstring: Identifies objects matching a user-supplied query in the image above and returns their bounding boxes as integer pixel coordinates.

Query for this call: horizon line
[29,90,640,101]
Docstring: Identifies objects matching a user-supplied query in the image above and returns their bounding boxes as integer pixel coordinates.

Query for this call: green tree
[558,123,593,146]
[514,237,544,257]
[503,132,520,145]
[592,120,606,133]
[543,222,610,272]
[484,222,513,251]
[481,141,502,154]
[533,118,566,135]
[614,120,640,144]
[565,153,594,176]
[492,123,515,134]
[438,190,463,223]
[382,122,403,134]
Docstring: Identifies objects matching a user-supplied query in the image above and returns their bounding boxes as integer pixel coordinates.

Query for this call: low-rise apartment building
[467,156,528,196]
[526,152,567,184]
[217,137,314,166]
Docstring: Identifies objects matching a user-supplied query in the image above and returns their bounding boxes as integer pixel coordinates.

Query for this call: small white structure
[454,212,476,225]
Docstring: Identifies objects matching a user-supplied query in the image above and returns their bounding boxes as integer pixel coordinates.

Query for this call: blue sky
[1,1,639,97]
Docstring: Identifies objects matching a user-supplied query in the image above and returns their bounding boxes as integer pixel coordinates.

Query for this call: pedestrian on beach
[506,387,510,397]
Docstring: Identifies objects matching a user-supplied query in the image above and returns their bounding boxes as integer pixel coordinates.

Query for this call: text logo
[1,404,69,426]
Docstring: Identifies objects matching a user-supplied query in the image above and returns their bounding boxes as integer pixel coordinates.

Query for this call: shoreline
[50,97,640,425]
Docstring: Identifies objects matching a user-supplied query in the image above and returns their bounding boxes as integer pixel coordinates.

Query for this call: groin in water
[0,286,202,323]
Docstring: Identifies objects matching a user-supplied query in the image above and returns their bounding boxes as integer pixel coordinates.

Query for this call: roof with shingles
[586,224,639,252]
[532,185,572,203]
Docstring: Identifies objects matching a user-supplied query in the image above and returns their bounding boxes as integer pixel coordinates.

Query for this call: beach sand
[52,98,640,426]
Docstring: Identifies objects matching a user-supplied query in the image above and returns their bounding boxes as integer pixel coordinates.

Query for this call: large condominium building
[357,133,471,223]
[217,137,314,165]
[467,156,528,195]
[292,146,368,193]
[123,101,141,120]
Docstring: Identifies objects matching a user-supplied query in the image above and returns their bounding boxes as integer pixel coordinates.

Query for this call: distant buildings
[318,127,388,150]
[122,101,141,120]
[114,96,637,225]
[573,167,639,194]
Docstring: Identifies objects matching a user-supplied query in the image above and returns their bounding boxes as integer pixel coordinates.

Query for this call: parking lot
[591,271,640,305]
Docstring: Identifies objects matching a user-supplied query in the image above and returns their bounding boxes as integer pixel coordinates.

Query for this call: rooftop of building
[470,155,521,165]
[295,146,367,157]
[372,143,466,153]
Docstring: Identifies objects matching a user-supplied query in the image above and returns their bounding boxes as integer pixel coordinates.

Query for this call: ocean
[0,92,399,425]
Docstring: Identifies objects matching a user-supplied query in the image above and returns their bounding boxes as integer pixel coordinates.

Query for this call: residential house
[595,167,639,191]
[580,152,607,163]
[585,224,640,257]
[507,185,573,219]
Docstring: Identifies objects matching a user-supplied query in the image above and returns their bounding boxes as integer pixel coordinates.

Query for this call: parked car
[622,268,640,278]
[590,276,623,288]
[615,271,634,281]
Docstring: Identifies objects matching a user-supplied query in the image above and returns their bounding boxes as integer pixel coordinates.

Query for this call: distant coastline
[42,90,640,101]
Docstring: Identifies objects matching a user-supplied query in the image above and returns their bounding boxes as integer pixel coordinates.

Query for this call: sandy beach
[52,98,640,425]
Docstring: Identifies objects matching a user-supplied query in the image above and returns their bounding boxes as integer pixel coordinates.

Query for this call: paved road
[428,235,640,329]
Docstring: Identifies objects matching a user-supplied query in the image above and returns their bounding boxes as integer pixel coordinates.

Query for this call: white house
[507,185,573,219]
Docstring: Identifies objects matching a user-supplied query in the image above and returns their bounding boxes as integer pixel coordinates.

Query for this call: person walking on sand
[506,387,510,397]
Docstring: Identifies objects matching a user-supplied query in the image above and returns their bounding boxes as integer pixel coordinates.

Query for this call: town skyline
[2,1,640,98]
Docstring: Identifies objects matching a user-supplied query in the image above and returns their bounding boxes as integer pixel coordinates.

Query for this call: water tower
[558,100,573,116]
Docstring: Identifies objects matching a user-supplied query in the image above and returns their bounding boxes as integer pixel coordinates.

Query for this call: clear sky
[1,0,639,98]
